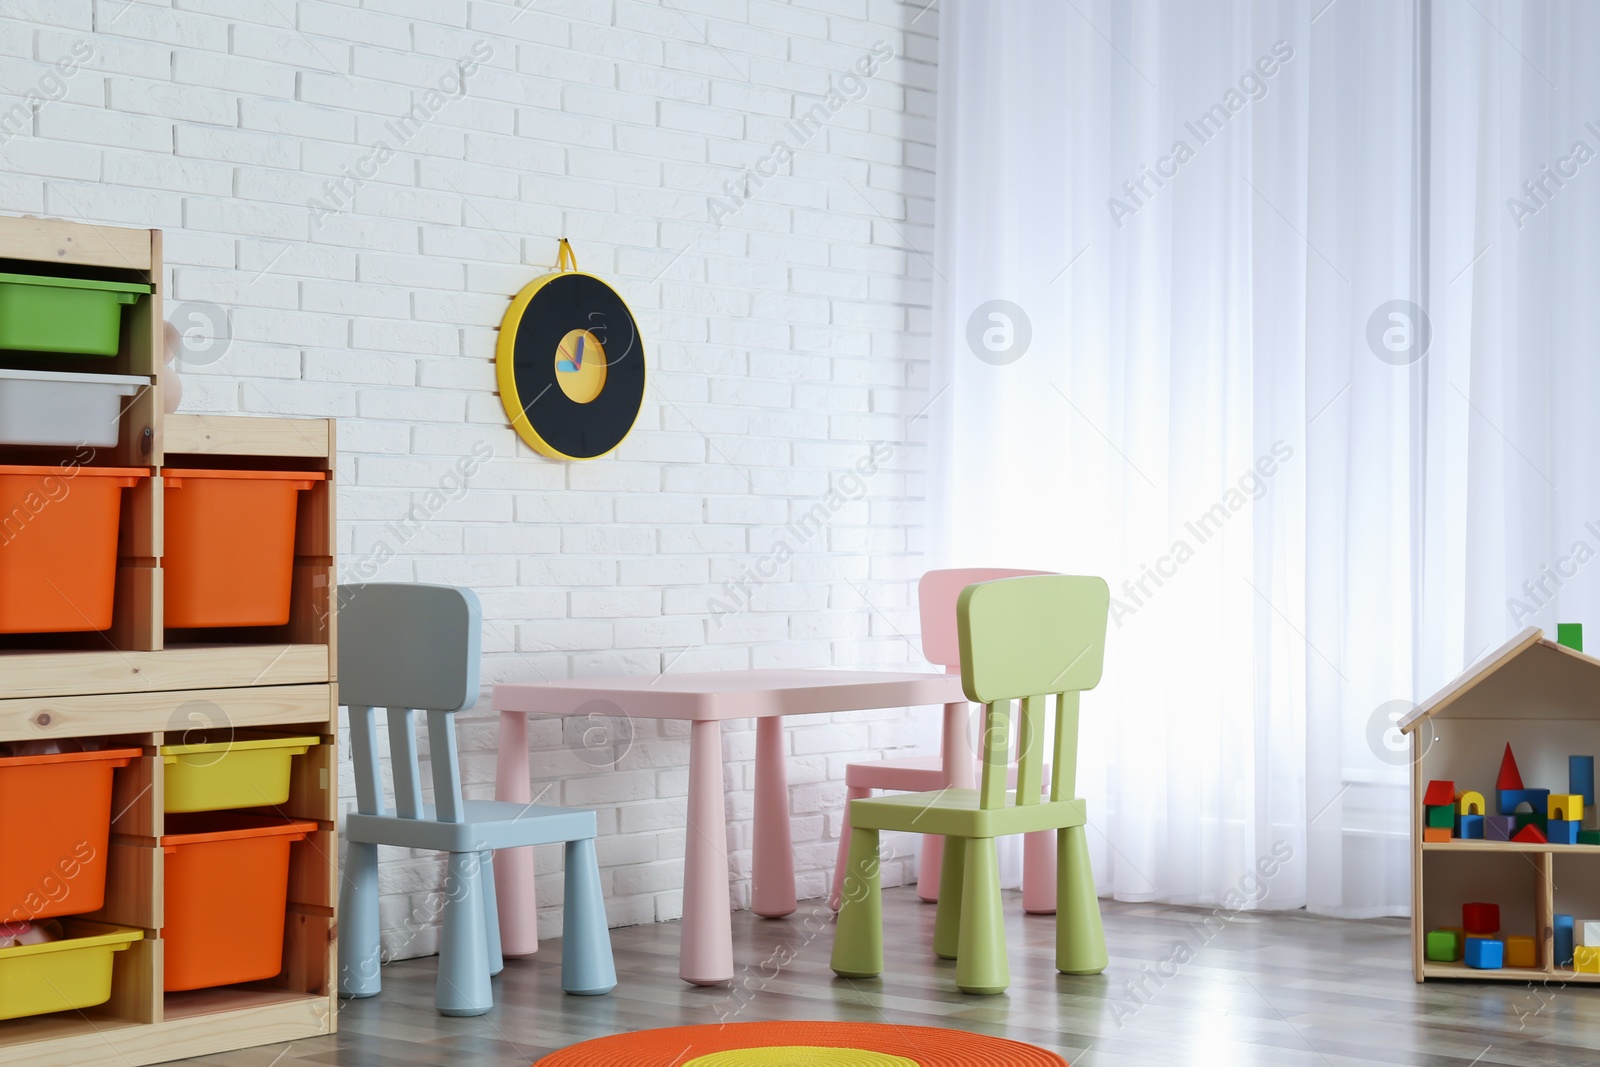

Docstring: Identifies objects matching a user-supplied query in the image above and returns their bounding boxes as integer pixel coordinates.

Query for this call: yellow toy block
[1505,935,1538,968]
[1575,945,1600,974]
[1549,793,1585,822]
[1458,790,1485,816]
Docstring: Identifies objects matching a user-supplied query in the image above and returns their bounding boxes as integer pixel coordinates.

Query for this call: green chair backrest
[956,575,1110,810]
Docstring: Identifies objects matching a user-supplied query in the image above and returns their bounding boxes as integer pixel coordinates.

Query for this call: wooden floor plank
[172,891,1600,1065]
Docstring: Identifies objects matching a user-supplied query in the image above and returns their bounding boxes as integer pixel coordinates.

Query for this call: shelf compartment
[0,370,150,448]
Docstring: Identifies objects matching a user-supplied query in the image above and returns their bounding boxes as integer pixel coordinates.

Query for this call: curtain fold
[928,0,1600,916]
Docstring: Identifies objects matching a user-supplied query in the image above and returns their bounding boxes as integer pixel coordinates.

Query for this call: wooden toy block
[1549,819,1580,844]
[1578,919,1600,948]
[1499,788,1551,817]
[1513,809,1548,835]
[1424,780,1456,807]
[1485,815,1517,840]
[1579,829,1600,846]
[1576,945,1600,974]
[1425,929,1462,962]
[1558,622,1583,651]
[1456,814,1484,839]
[1549,793,1585,822]
[1458,790,1486,816]
[1556,914,1575,966]
[1464,937,1503,969]
[1463,902,1500,935]
[1513,823,1548,844]
[1423,827,1452,843]
[1423,780,1456,807]
[1426,804,1455,829]
[1504,935,1537,968]
[1498,744,1524,792]
[1571,755,1596,809]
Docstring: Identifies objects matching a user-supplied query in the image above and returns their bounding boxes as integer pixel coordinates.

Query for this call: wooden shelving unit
[0,216,338,1064]
[1402,628,1600,984]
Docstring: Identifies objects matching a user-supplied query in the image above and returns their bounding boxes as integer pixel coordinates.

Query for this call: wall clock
[495,240,646,460]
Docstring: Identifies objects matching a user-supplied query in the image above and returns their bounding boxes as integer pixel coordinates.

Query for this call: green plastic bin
[0,273,151,357]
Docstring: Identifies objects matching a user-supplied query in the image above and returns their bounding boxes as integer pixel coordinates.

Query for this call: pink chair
[829,568,1059,914]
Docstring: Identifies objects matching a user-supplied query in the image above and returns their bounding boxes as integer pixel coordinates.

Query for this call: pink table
[491,669,968,985]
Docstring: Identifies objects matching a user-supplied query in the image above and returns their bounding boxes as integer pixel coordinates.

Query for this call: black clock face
[496,272,646,460]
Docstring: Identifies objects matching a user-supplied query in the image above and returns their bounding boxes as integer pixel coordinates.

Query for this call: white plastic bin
[0,368,147,448]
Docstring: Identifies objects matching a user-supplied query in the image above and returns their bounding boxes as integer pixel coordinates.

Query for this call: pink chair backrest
[918,568,1052,672]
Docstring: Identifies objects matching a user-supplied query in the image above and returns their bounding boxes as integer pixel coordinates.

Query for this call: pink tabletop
[492,668,965,719]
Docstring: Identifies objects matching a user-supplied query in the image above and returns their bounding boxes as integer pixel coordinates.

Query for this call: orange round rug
[534,1021,1067,1065]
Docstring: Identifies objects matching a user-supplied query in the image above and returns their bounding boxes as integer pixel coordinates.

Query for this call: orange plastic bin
[161,468,324,629]
[160,813,317,991]
[0,465,146,633]
[0,747,141,923]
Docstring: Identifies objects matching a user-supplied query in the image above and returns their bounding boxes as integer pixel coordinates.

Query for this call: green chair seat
[847,789,1087,838]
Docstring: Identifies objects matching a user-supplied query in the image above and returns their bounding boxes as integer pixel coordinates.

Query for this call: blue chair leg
[338,840,382,998]
[561,837,616,995]
[436,850,493,1016]
[480,850,504,977]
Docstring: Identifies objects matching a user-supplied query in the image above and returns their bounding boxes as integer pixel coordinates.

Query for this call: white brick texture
[0,0,938,959]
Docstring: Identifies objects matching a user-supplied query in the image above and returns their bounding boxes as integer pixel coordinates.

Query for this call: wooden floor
[178,890,1600,1066]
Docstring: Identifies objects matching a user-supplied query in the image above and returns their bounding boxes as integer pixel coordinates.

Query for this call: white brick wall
[0,0,938,960]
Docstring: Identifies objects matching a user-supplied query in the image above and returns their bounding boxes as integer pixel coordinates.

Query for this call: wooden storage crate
[0,216,338,1065]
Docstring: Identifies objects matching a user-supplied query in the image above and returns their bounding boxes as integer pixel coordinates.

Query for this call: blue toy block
[1499,788,1551,816]
[1456,814,1485,839]
[1557,914,1576,967]
[1550,819,1581,844]
[1572,756,1596,810]
[1485,815,1518,841]
[1464,937,1504,969]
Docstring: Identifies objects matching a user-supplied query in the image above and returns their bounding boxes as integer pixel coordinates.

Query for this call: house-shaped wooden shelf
[1400,626,1600,983]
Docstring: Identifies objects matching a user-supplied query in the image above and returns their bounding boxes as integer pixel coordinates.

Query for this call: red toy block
[1513,823,1548,844]
[1463,902,1500,935]
[1498,744,1524,792]
[1424,780,1456,807]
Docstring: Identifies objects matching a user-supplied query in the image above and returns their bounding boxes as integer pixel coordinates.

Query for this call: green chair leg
[1055,824,1107,975]
[954,836,1008,994]
[831,826,884,979]
[933,834,966,960]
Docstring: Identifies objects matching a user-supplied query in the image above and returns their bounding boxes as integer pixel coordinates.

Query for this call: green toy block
[1426,805,1455,829]
[1558,622,1583,651]
[1426,929,1462,962]
[1579,829,1600,846]
[1514,811,1548,835]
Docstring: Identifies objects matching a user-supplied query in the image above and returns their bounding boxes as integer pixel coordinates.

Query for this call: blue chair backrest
[338,584,483,824]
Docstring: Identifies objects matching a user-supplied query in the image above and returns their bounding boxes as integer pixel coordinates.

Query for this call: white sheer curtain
[927,0,1600,916]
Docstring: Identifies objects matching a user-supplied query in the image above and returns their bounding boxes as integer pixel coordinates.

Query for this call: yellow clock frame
[495,252,646,461]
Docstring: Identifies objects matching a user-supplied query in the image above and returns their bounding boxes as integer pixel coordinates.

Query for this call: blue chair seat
[347,801,596,852]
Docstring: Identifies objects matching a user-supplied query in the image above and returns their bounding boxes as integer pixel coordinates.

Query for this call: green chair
[830,574,1110,994]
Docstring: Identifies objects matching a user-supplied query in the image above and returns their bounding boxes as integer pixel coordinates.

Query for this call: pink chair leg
[681,719,734,985]
[917,833,943,902]
[830,785,871,911]
[1022,828,1058,914]
[493,710,540,958]
[752,717,797,919]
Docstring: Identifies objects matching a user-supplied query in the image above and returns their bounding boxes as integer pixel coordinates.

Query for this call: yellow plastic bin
[0,921,143,1021]
[161,734,320,813]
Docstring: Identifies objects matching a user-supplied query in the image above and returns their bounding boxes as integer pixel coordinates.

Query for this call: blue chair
[337,583,616,1016]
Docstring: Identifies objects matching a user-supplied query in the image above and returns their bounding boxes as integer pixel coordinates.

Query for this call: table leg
[493,710,540,958]
[752,716,798,918]
[942,700,976,789]
[681,719,735,985]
